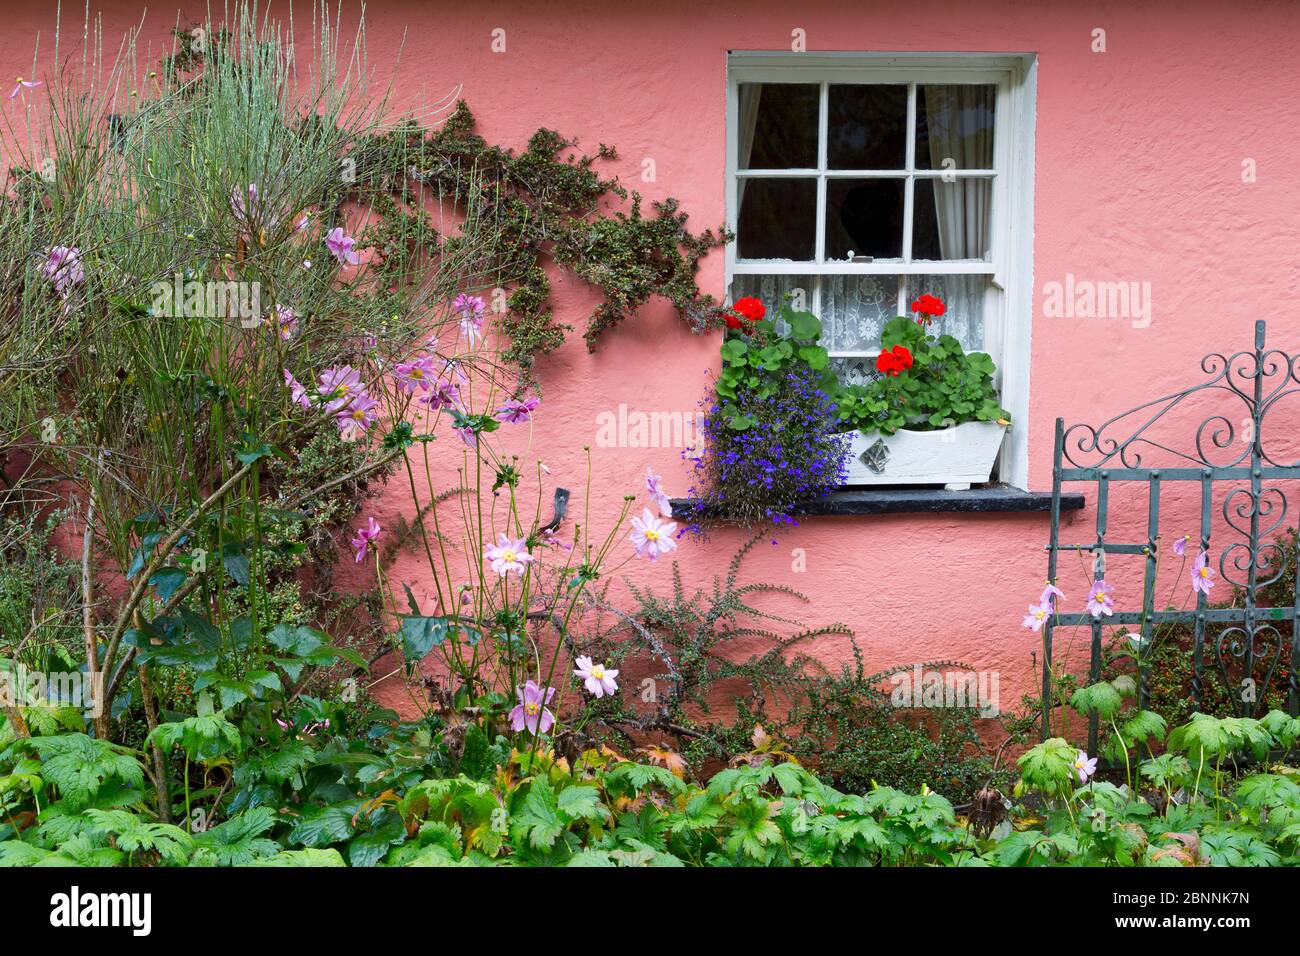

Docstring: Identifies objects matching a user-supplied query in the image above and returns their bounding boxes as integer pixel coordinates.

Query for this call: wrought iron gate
[1043,321,1300,750]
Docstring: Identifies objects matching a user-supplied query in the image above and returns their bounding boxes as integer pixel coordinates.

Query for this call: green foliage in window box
[837,315,1010,435]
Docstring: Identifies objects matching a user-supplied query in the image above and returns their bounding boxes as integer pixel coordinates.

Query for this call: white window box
[844,420,1008,490]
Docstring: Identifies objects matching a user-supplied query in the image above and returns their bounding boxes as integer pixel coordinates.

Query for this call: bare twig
[138,663,172,823]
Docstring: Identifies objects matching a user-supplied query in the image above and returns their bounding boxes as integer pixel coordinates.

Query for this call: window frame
[724,52,1037,490]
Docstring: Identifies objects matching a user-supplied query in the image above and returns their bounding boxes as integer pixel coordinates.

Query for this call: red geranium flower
[724,312,744,330]
[875,344,914,377]
[911,293,946,324]
[731,296,766,322]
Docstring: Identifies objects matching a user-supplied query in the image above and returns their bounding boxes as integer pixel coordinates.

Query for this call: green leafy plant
[838,314,1010,435]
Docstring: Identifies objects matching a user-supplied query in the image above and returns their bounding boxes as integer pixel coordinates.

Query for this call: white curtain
[923,85,994,261]
[736,84,762,209]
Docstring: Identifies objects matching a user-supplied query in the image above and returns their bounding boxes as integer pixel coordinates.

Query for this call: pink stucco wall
[6,1,1299,724]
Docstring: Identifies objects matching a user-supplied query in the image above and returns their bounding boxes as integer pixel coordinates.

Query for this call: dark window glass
[737,178,817,260]
[738,83,819,169]
[914,84,996,170]
[828,85,907,169]
[824,178,904,261]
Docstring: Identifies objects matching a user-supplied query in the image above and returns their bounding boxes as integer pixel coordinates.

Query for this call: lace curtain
[733,273,986,352]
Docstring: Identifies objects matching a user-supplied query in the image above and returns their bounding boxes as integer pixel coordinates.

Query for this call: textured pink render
[7,1,1299,722]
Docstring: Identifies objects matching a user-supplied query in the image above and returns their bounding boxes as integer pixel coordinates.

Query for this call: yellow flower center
[351,408,366,421]
[1094,591,1105,602]
[591,665,605,679]
[1035,609,1046,620]
[644,529,659,542]
[525,702,539,715]
[410,368,424,379]
[502,549,517,563]
[1199,567,1209,577]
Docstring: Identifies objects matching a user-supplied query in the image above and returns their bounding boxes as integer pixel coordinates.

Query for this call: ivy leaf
[399,615,450,660]
[348,812,405,867]
[291,803,359,848]
[266,624,325,657]
[148,567,188,603]
[222,548,250,587]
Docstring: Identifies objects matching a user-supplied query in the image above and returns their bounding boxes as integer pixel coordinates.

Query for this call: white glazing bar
[735,168,821,177]
[815,81,829,266]
[732,261,997,275]
[902,82,917,266]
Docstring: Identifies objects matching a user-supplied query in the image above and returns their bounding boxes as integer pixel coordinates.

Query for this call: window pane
[738,83,819,169]
[915,84,996,170]
[821,274,901,351]
[825,178,904,261]
[736,178,816,260]
[912,176,993,261]
[827,85,907,169]
[905,274,986,349]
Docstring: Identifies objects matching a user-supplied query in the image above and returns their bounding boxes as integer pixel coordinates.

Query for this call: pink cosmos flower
[419,378,462,412]
[1022,601,1052,632]
[631,508,677,561]
[283,369,312,409]
[394,355,438,394]
[509,680,555,735]
[317,365,363,413]
[277,717,330,736]
[275,306,298,341]
[1172,534,1190,557]
[540,527,573,552]
[454,293,486,345]
[573,656,619,698]
[42,245,84,296]
[9,77,41,99]
[1074,750,1098,784]
[485,533,535,577]
[350,516,381,563]
[325,226,360,266]
[1085,580,1115,618]
[337,393,380,442]
[497,395,540,424]
[645,468,672,518]
[444,359,468,383]
[1192,550,1216,596]
[1040,582,1065,608]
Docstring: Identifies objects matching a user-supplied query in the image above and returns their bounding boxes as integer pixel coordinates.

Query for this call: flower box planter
[844,421,1008,490]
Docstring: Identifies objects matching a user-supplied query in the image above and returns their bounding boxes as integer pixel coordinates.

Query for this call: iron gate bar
[1043,320,1300,743]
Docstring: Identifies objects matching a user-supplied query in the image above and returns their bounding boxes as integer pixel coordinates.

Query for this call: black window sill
[670,484,1085,518]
